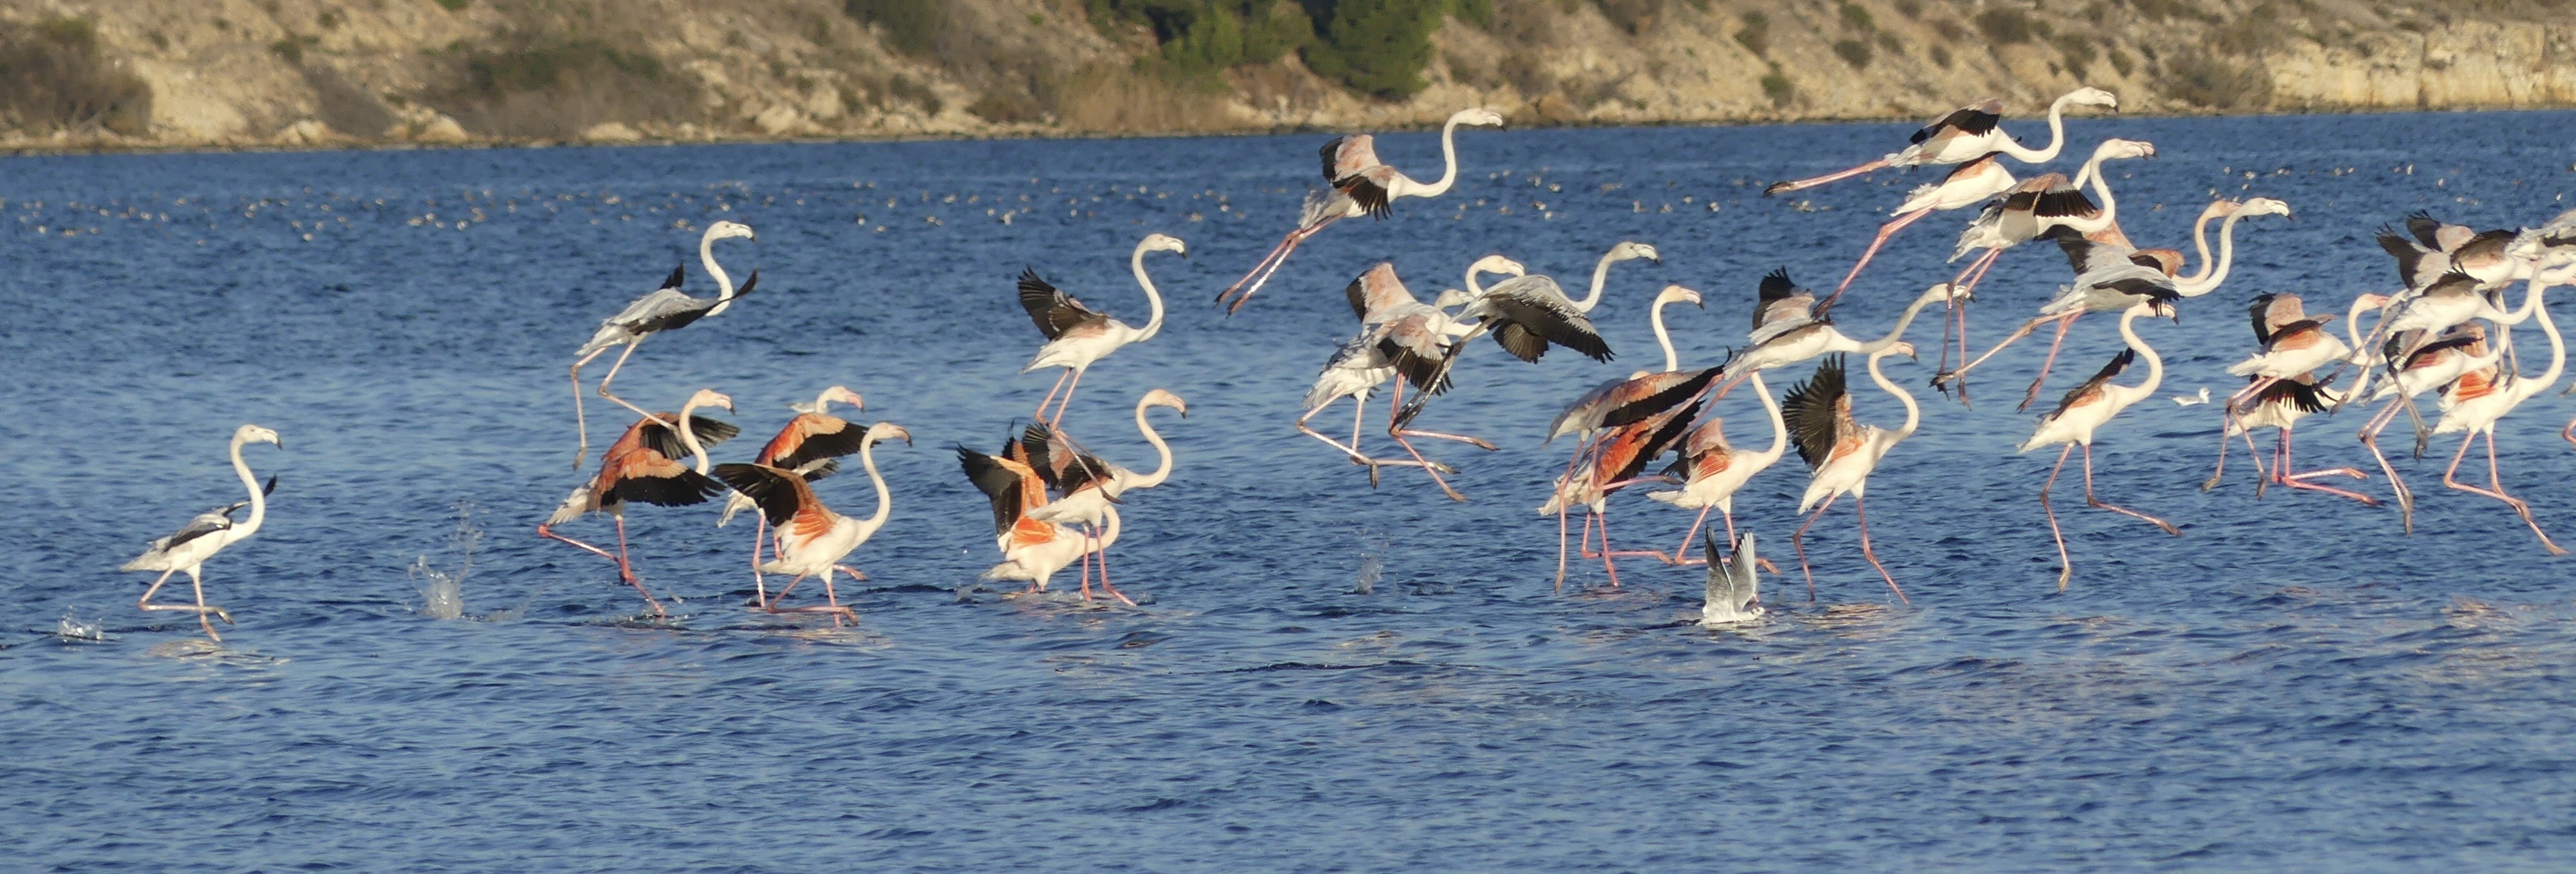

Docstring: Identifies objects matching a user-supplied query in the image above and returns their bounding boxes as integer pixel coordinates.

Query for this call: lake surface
[6,111,2576,870]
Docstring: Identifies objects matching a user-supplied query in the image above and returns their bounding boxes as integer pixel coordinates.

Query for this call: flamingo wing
[1320,134,1381,184]
[1345,262,1412,323]
[762,413,866,471]
[712,463,807,527]
[1752,267,1818,341]
[2043,348,2134,422]
[1912,99,2004,146]
[1781,356,1852,470]
[1374,315,1453,395]
[958,446,1041,537]
[1477,275,1614,363]
[602,451,722,508]
[637,414,741,461]
[1018,268,1108,341]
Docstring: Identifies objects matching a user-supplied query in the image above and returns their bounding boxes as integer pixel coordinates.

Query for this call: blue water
[7,111,2576,870]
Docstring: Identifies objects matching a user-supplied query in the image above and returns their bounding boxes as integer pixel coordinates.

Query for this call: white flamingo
[1019,233,1186,426]
[712,422,910,624]
[122,424,282,642]
[568,221,756,466]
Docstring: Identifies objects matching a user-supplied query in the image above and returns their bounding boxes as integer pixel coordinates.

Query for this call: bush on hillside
[0,17,153,135]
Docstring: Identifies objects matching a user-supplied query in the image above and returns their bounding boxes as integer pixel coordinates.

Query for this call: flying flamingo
[1444,240,1660,366]
[568,221,756,467]
[1019,233,1186,426]
[961,444,1120,600]
[2172,198,2292,296]
[1647,368,1787,564]
[1714,279,1955,395]
[1762,88,2119,196]
[540,389,737,616]
[1026,390,1188,605]
[1320,260,1516,498]
[1539,284,1710,586]
[1537,284,1709,497]
[1780,344,1921,604]
[1217,108,1505,312]
[713,422,909,624]
[121,424,282,642]
[2016,299,2176,589]
[2200,372,2375,504]
[2221,292,2370,439]
[2356,323,2500,529]
[1930,138,2157,386]
[718,386,867,607]
[1542,396,1702,589]
[1935,229,2178,409]
[2428,268,2568,555]
[1812,153,2015,314]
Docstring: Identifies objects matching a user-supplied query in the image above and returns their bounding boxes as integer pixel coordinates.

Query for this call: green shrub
[1597,0,1660,34]
[465,41,662,95]
[1735,10,1769,55]
[1760,71,1793,106]
[1893,0,1919,18]
[1302,0,1445,99]
[434,0,467,10]
[2162,50,2269,108]
[1832,39,1871,68]
[2053,33,2094,70]
[1975,7,2032,43]
[0,17,153,135]
[1839,3,1873,31]
[846,0,944,56]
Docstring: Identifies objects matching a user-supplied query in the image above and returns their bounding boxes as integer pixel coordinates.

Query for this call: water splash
[56,608,104,642]
[410,502,480,620]
[1353,531,1389,595]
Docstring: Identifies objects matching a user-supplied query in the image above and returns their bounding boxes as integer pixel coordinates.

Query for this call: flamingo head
[1452,108,1506,128]
[2352,292,2392,312]
[704,220,755,242]
[1141,388,1189,417]
[1883,341,1919,361]
[819,385,865,413]
[1432,288,1476,309]
[2095,138,2156,162]
[2200,200,2239,220]
[1470,254,1525,280]
[864,422,913,446]
[1609,240,1661,265]
[2062,87,2120,111]
[2238,197,2292,220]
[233,424,282,450]
[1138,233,1187,256]
[687,389,735,413]
[1921,282,1968,305]
[1657,283,1704,309]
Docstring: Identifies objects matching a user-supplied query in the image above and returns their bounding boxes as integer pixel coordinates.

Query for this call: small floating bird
[568,221,756,467]
[1220,108,1504,312]
[541,389,737,616]
[1782,345,1921,605]
[1019,233,1184,426]
[714,422,910,624]
[2017,300,2176,589]
[2171,387,2211,406]
[1699,530,1765,627]
[122,424,282,642]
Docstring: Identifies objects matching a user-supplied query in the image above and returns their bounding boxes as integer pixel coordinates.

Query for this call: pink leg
[1219,219,1334,314]
[2443,432,2570,555]
[2082,444,2181,535]
[610,517,664,616]
[2201,421,2239,492]
[594,341,676,435]
[2358,400,2415,532]
[1791,494,1838,602]
[1669,505,1716,565]
[1822,207,1934,312]
[749,515,770,608]
[1938,314,2051,395]
[2041,443,2075,589]
[2017,314,2083,412]
[1032,368,1073,425]
[1554,501,1573,591]
[2275,427,2379,504]
[1852,493,1907,605]
[1764,157,1894,196]
[568,345,613,468]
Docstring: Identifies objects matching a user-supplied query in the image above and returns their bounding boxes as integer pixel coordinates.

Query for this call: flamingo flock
[118,90,2576,641]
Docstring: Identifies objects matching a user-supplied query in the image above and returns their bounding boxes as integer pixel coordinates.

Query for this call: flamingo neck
[2514,283,2562,403]
[1414,115,1466,199]
[1752,370,1787,462]
[2073,150,2121,233]
[226,435,265,544]
[1651,296,1680,372]
[1133,401,1175,489]
[859,437,893,531]
[700,229,737,316]
[1867,351,1919,441]
[2117,307,2165,403]
[1861,290,1940,352]
[2499,275,2548,325]
[1999,93,2073,164]
[1131,242,1166,342]
[2175,213,2235,293]
[1578,250,1620,312]
[677,397,713,475]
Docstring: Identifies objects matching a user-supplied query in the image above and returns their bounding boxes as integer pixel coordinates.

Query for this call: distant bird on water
[568,221,757,468]
[122,424,282,642]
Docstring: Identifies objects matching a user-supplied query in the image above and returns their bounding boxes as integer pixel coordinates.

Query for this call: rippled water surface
[8,112,2576,870]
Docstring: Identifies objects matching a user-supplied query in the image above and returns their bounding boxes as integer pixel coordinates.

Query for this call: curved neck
[677,397,713,475]
[1095,506,1123,552]
[701,231,736,305]
[2177,213,2240,294]
[859,437,892,531]
[1651,297,1680,372]
[811,390,838,417]
[1862,292,1941,352]
[1133,403,1175,488]
[1131,243,1166,341]
[1751,370,1787,461]
[2116,307,2165,402]
[2075,151,2120,232]
[1579,251,1621,312]
[1413,115,1466,199]
[1998,95,2072,163]
[226,436,265,542]
[2499,276,2548,324]
[2343,294,2379,352]
[2515,284,2562,401]
[1866,352,1919,440]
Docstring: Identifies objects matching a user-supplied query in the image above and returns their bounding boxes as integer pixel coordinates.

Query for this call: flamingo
[2428,268,2568,555]
[1813,153,2015,313]
[1542,396,1702,589]
[1321,260,1515,499]
[2016,299,2176,589]
[2201,372,2376,504]
[1218,108,1506,312]
[2356,323,2501,529]
[961,443,1120,599]
[1537,284,1710,585]
[1930,138,2157,386]
[718,386,867,607]
[1699,530,1765,626]
[2221,292,2369,437]
[711,422,909,624]
[1026,390,1188,605]
[1780,344,1921,605]
[1762,88,2119,196]
[1447,240,1661,366]
[1019,233,1186,426]
[2173,198,2293,297]
[568,221,756,467]
[540,389,737,616]
[1647,368,1787,564]
[1715,279,1955,395]
[121,424,282,642]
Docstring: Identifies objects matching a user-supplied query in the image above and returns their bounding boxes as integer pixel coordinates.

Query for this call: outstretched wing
[958,446,1035,537]
[761,413,867,471]
[2044,348,2135,421]
[1320,135,1380,184]
[638,415,740,461]
[1018,268,1107,341]
[1479,276,1613,363]
[1751,267,1819,344]
[1912,98,2003,145]
[711,463,805,528]
[1781,356,1850,470]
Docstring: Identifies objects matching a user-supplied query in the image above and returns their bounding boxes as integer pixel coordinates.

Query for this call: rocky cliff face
[3,0,2570,151]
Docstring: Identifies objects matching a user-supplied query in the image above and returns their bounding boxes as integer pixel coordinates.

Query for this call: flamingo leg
[1554,500,1573,591]
[1791,494,1838,602]
[1764,157,1894,196]
[1669,505,1716,566]
[2358,399,2416,533]
[1218,218,1336,313]
[1393,428,1499,450]
[1093,540,1135,607]
[2081,444,2181,535]
[2041,443,2075,589]
[568,345,614,468]
[139,567,234,640]
[1595,511,1622,588]
[2017,313,2085,412]
[1941,250,2003,403]
[1032,368,1075,425]
[538,522,638,587]
[1852,493,1907,605]
[2244,428,2271,489]
[611,516,666,617]
[2201,422,2237,492]
[1937,314,2051,395]
[1299,398,1442,474]
[595,341,677,435]
[1380,377,1467,500]
[2275,427,2378,504]
[1823,207,1934,312]
[749,514,771,609]
[2443,432,2570,555]
[1045,368,1090,428]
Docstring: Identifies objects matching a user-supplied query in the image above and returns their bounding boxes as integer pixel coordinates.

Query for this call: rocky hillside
[4,0,2573,151]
